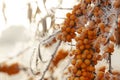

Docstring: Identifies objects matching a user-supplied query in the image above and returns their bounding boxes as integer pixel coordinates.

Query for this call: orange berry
[69,20,75,27]
[78,40,83,46]
[70,33,76,38]
[76,70,82,76]
[75,59,83,68]
[83,39,89,44]
[66,13,71,18]
[74,49,81,55]
[66,35,72,42]
[109,35,116,42]
[81,53,87,59]
[66,27,71,32]
[83,49,89,54]
[75,9,81,15]
[82,71,88,77]
[85,0,91,4]
[68,76,74,80]
[70,14,76,20]
[76,54,82,59]
[72,66,77,74]
[88,30,94,36]
[85,44,91,49]
[80,76,85,80]
[71,28,75,33]
[74,77,80,80]
[62,31,67,36]
[71,59,76,65]
[84,59,91,65]
[81,63,87,69]
[87,54,92,59]
[98,22,105,33]
[79,45,85,50]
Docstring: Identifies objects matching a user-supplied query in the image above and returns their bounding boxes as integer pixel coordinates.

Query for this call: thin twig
[30,49,38,75]
[39,41,62,80]
[40,30,61,44]
[108,53,112,73]
[57,7,73,10]
[38,44,47,63]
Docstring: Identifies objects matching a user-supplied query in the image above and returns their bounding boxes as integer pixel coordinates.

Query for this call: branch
[38,44,47,63]
[39,41,62,80]
[57,7,73,10]
[40,29,61,44]
[108,53,112,73]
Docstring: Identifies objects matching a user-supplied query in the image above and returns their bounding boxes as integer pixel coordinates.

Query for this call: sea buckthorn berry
[68,76,74,80]
[70,33,76,38]
[85,0,91,4]
[81,63,87,69]
[71,59,76,65]
[66,35,72,42]
[85,44,91,49]
[109,35,116,42]
[78,40,83,46]
[83,39,89,44]
[70,20,75,27]
[82,71,88,77]
[88,66,95,72]
[80,76,85,80]
[88,30,94,36]
[76,54,82,59]
[81,53,87,59]
[70,14,76,20]
[75,9,82,16]
[79,45,85,50]
[87,54,92,59]
[74,49,81,55]
[66,13,71,18]
[62,31,67,36]
[72,66,78,74]
[74,77,80,80]
[76,59,83,65]
[84,59,91,65]
[65,18,70,24]
[98,22,105,32]
[66,27,71,32]
[83,49,89,54]
[71,28,75,33]
[76,70,82,76]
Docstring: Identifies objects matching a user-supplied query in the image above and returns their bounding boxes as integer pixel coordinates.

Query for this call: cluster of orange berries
[96,66,120,80]
[56,0,120,80]
[57,13,77,42]
[0,63,20,75]
[52,49,68,67]
[67,27,103,80]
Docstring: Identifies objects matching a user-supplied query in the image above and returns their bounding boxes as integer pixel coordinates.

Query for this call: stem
[108,53,112,73]
[39,41,61,80]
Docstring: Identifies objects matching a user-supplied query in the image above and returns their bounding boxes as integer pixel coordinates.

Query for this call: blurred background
[0,0,120,80]
[0,0,79,80]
